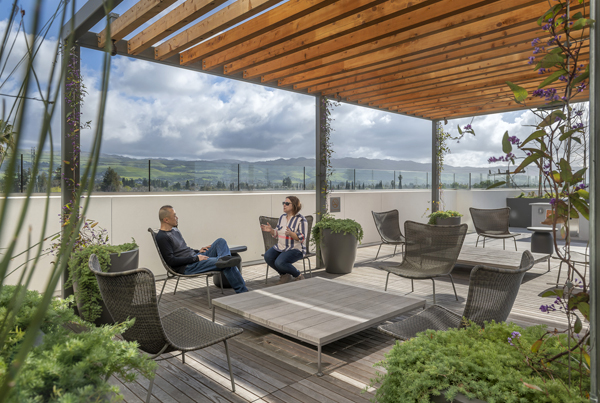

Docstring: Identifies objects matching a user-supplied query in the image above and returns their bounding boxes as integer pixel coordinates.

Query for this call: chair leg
[411,279,414,293]
[303,258,307,277]
[475,235,480,247]
[265,265,269,284]
[145,368,157,403]
[556,260,563,285]
[173,276,181,295]
[483,237,486,248]
[503,239,505,250]
[385,272,391,291]
[206,276,212,309]
[182,352,186,364]
[219,272,224,294]
[224,340,236,392]
[431,279,436,305]
[513,237,518,251]
[448,274,459,301]
[157,278,169,304]
[307,258,313,278]
[393,245,398,257]
[375,244,382,261]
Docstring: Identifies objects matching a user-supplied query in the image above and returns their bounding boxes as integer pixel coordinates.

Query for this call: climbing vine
[319,96,339,215]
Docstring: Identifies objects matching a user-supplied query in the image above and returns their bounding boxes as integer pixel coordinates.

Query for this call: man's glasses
[282,202,291,206]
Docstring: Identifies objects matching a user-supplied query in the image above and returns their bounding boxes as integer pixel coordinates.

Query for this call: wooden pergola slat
[97,0,178,49]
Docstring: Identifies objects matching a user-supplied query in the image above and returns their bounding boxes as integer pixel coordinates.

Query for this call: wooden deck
[111,231,579,403]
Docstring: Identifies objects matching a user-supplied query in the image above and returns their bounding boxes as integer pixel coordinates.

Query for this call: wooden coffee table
[457,245,551,272]
[212,278,425,375]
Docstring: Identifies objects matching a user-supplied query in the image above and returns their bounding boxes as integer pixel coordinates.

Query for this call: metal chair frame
[372,209,406,261]
[470,207,518,251]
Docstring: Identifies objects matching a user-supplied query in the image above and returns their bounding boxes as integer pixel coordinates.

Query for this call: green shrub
[426,210,463,225]
[370,321,589,403]
[67,241,137,322]
[0,285,156,403]
[311,215,364,247]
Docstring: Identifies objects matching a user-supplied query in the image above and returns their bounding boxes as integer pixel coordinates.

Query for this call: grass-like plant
[426,210,463,225]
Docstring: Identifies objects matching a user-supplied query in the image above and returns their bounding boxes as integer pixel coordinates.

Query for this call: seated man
[155,205,248,293]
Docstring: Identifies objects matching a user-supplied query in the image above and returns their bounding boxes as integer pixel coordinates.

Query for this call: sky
[0,0,557,167]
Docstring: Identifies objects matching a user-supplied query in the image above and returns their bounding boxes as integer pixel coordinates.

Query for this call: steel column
[431,120,440,212]
[589,0,599,399]
[316,96,327,267]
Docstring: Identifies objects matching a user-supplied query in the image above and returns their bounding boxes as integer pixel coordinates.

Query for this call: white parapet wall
[0,188,521,294]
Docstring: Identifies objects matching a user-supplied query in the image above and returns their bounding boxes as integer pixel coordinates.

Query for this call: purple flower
[508,337,514,346]
[531,38,541,46]
[511,331,521,338]
[464,124,472,130]
[549,198,556,206]
[540,305,548,313]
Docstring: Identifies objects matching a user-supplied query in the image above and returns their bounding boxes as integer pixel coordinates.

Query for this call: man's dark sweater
[155,228,200,274]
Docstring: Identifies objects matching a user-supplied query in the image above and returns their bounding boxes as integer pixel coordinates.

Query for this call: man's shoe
[295,274,305,281]
[216,255,241,269]
[276,274,292,285]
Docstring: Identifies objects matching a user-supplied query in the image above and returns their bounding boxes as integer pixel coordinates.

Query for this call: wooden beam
[219,0,432,74]
[243,0,549,79]
[180,0,338,65]
[297,25,539,92]
[154,0,281,61]
[128,0,229,56]
[421,90,589,120]
[202,0,391,72]
[98,0,178,49]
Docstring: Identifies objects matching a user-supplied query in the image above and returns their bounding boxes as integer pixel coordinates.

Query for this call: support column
[588,0,599,399]
[431,120,440,212]
[315,96,327,267]
[61,44,80,298]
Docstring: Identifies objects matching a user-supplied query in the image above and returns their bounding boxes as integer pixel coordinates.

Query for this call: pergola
[61,0,599,399]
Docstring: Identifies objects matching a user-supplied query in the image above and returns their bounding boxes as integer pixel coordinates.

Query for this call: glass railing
[0,153,548,194]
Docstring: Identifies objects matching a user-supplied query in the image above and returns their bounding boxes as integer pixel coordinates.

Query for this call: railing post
[20,154,23,193]
[237,164,240,191]
[304,166,306,190]
[148,160,151,192]
[353,169,356,190]
[468,173,472,190]
[453,172,456,189]
[393,170,395,189]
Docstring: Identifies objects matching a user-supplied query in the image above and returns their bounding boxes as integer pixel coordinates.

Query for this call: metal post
[453,173,456,189]
[20,154,23,193]
[393,170,395,189]
[315,96,327,267]
[588,0,599,399]
[61,44,80,299]
[426,172,429,189]
[468,173,472,190]
[148,160,151,192]
[303,166,306,190]
[353,169,356,190]
[237,164,240,191]
[431,120,440,212]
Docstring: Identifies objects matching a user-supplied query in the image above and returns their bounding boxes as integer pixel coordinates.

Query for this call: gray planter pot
[435,216,461,225]
[320,228,357,274]
[74,248,139,326]
[506,197,547,227]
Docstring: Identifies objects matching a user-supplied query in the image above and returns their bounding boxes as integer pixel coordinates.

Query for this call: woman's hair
[287,196,302,215]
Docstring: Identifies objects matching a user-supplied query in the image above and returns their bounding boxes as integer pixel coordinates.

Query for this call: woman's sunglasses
[282,202,291,206]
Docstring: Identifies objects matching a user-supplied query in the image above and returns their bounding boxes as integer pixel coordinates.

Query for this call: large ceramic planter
[320,228,357,274]
[74,248,139,326]
[435,216,461,225]
[506,197,547,227]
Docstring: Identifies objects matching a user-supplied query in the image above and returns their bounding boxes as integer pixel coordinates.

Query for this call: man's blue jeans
[185,238,248,293]
[264,247,303,277]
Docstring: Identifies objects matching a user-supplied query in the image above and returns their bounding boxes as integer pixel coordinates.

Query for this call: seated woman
[260,196,308,284]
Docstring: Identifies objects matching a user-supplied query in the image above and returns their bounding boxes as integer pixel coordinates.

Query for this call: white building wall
[0,189,521,294]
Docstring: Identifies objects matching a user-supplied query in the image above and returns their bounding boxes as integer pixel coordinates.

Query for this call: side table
[526,227,554,254]
[213,245,247,288]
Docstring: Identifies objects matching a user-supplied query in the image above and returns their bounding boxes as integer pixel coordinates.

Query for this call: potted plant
[312,215,364,274]
[67,240,138,325]
[427,210,463,225]
[370,321,589,403]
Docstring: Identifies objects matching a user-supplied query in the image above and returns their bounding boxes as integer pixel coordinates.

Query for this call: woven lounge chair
[259,215,314,283]
[88,255,243,403]
[148,228,237,307]
[381,220,467,304]
[378,250,535,340]
[470,207,518,250]
[372,209,406,261]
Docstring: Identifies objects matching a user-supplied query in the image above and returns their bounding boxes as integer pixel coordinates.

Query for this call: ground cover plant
[0,286,156,402]
[371,321,590,403]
